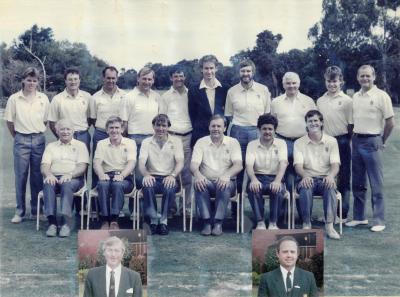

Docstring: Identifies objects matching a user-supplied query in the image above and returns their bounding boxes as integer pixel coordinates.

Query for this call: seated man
[41,119,89,237]
[294,110,341,239]
[93,116,136,230]
[258,236,318,297]
[246,114,288,230]
[139,114,184,235]
[190,114,242,236]
[84,236,142,297]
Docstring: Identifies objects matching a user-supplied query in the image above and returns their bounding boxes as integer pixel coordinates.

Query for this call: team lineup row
[4,55,395,240]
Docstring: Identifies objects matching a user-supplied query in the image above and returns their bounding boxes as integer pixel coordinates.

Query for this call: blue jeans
[43,176,83,217]
[352,135,384,225]
[97,173,133,217]
[335,134,351,218]
[195,180,235,222]
[247,175,285,224]
[298,177,337,224]
[91,128,108,188]
[14,132,45,216]
[73,130,91,153]
[142,176,177,223]
[229,125,258,192]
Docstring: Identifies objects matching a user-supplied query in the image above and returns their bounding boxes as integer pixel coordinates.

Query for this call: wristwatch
[170,173,177,178]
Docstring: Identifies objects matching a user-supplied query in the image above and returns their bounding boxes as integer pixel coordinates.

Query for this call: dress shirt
[280,266,295,292]
[199,79,222,114]
[106,264,121,297]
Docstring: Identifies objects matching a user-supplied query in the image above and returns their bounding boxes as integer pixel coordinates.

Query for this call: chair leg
[137,191,140,229]
[287,193,291,230]
[86,195,92,230]
[241,192,244,233]
[339,193,343,235]
[189,192,194,232]
[132,195,136,230]
[182,189,186,232]
[36,193,41,231]
[236,194,239,233]
[80,191,84,230]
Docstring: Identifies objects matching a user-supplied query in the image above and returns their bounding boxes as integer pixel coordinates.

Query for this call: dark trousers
[335,134,351,219]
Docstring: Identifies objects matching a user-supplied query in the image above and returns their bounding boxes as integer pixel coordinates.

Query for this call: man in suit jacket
[84,236,142,297]
[258,236,318,297]
[188,54,228,147]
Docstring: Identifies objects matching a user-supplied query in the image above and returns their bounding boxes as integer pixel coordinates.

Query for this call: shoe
[345,220,368,227]
[46,224,57,237]
[211,223,223,236]
[370,225,385,232]
[11,214,23,224]
[110,221,120,230]
[201,224,211,236]
[302,223,312,230]
[325,223,340,240]
[118,211,125,218]
[268,223,279,230]
[59,224,71,237]
[256,221,267,230]
[158,224,169,235]
[335,217,348,224]
[100,222,109,230]
[150,224,158,235]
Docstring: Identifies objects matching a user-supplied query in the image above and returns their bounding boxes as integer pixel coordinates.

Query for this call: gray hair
[282,72,300,84]
[55,118,74,133]
[102,236,126,255]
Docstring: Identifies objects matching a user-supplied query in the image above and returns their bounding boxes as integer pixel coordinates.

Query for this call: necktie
[286,271,292,293]
[109,270,115,297]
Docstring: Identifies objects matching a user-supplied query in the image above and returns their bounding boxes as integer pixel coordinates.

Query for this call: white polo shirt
[94,137,137,173]
[41,139,89,176]
[48,89,91,131]
[90,88,126,130]
[246,138,287,175]
[191,135,242,180]
[353,86,394,134]
[317,91,353,137]
[271,92,316,138]
[199,79,222,114]
[293,133,340,177]
[225,81,271,126]
[120,87,160,135]
[139,135,184,176]
[159,87,192,134]
[4,90,49,134]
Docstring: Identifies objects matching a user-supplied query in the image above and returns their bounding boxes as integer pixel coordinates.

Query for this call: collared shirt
[280,266,295,292]
[94,137,137,172]
[353,85,394,134]
[225,81,271,126]
[48,89,91,131]
[191,135,242,180]
[41,139,89,175]
[106,264,122,297]
[293,133,340,177]
[246,138,287,175]
[139,135,184,176]
[120,87,161,134]
[4,90,49,134]
[317,91,353,136]
[159,86,192,134]
[199,79,222,114]
[271,92,316,138]
[90,88,126,130]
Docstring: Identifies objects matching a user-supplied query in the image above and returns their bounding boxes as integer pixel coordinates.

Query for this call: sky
[0,0,323,70]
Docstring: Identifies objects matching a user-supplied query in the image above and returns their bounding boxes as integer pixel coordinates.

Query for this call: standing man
[190,115,242,236]
[246,114,288,230]
[84,236,143,297]
[294,110,341,239]
[346,65,395,232]
[4,67,50,223]
[317,66,353,223]
[225,59,271,194]
[258,236,318,297]
[188,54,228,147]
[139,114,184,235]
[90,66,126,188]
[48,67,91,152]
[159,66,192,214]
[93,116,136,230]
[41,119,89,237]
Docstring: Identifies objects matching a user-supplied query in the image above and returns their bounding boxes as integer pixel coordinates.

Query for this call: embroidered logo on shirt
[124,148,127,152]
[82,100,86,105]
[338,101,342,105]
[370,100,374,105]
[274,149,278,155]
[226,149,230,154]
[325,146,329,153]
[72,148,76,152]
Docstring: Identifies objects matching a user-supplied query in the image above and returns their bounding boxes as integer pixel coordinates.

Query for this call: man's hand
[113,174,124,182]
[270,180,282,194]
[142,175,155,187]
[216,176,230,191]
[299,176,314,189]
[249,179,262,193]
[323,175,336,189]
[99,173,110,181]
[59,173,72,184]
[44,174,58,186]
[194,174,208,192]
[163,175,176,189]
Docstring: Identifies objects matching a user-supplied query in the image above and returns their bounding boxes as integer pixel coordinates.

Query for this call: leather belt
[354,133,380,138]
[169,131,192,137]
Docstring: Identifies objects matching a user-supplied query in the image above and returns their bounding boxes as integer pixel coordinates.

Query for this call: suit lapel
[291,268,303,297]
[214,86,225,115]
[272,268,287,297]
[199,87,213,116]
[99,266,107,297]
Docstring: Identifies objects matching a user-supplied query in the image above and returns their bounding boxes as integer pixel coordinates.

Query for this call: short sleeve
[245,143,256,166]
[191,141,203,164]
[126,139,137,161]
[174,137,184,160]
[329,138,341,165]
[4,95,16,122]
[48,96,60,122]
[224,89,233,117]
[230,138,242,162]
[41,144,52,165]
[381,91,394,120]
[293,139,304,166]
[138,139,149,161]
[77,141,90,164]
[277,140,288,162]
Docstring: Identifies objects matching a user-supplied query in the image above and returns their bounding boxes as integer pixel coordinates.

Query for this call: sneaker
[46,224,57,237]
[302,223,312,230]
[370,225,385,232]
[110,221,120,230]
[149,224,158,235]
[268,223,279,230]
[158,223,169,235]
[201,224,212,236]
[211,223,223,236]
[325,224,340,240]
[100,222,109,230]
[345,220,368,227]
[11,214,23,224]
[256,221,267,230]
[59,224,71,237]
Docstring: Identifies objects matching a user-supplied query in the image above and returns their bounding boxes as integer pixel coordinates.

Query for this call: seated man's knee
[97,180,110,188]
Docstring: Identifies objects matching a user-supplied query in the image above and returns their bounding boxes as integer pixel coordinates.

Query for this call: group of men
[4,54,395,239]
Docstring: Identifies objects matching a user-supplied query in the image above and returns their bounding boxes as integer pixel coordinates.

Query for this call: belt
[169,131,192,137]
[334,133,351,138]
[354,133,380,138]
[16,132,43,136]
[74,129,89,135]
[276,133,299,142]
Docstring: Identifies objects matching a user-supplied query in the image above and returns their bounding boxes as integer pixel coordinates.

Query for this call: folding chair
[36,176,88,231]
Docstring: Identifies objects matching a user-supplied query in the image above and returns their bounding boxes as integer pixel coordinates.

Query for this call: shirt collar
[150,135,172,145]
[107,137,127,146]
[280,265,295,277]
[56,139,74,146]
[207,135,227,146]
[17,90,43,100]
[199,79,222,90]
[101,87,122,96]
[133,86,154,97]
[256,138,277,149]
[63,89,84,99]
[305,132,327,144]
[323,91,346,99]
[106,263,122,274]
[170,86,188,94]
[360,85,377,96]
